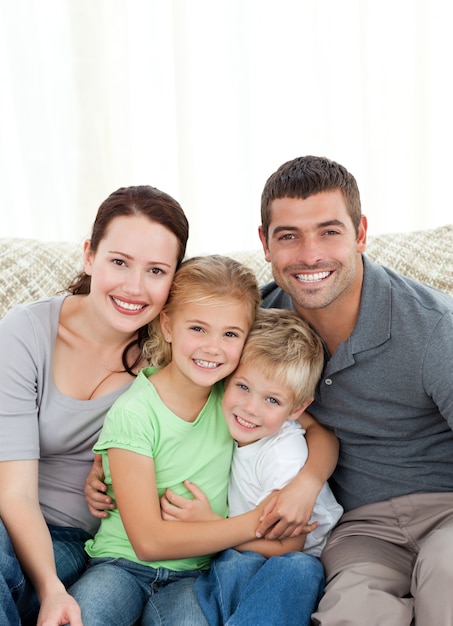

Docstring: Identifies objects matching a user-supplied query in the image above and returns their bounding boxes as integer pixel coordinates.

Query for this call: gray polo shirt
[261,255,453,513]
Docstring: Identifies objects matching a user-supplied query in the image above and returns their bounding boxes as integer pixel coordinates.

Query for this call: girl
[68,255,262,625]
[0,185,188,626]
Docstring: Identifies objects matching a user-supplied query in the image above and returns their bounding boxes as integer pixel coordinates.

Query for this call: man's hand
[84,454,115,518]
[160,480,220,522]
[255,481,319,540]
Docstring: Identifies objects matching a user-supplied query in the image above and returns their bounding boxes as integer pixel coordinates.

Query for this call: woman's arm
[0,460,83,626]
[109,448,264,561]
[255,411,339,540]
[84,454,115,518]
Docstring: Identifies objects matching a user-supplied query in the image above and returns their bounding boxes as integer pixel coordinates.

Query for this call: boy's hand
[160,480,221,522]
[84,454,115,518]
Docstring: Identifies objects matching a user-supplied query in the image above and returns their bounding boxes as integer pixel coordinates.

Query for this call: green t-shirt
[85,367,233,571]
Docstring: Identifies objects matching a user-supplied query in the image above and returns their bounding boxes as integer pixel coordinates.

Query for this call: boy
[161,308,343,625]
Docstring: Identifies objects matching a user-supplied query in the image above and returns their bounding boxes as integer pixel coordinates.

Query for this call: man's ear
[258,226,271,262]
[83,240,93,276]
[289,398,313,422]
[357,215,368,254]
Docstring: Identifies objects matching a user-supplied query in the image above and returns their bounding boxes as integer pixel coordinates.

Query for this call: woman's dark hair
[67,185,189,374]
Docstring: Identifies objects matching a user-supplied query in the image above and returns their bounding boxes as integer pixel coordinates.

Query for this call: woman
[0,185,189,626]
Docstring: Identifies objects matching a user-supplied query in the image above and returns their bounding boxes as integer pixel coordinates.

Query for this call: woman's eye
[112,258,126,266]
[149,267,164,275]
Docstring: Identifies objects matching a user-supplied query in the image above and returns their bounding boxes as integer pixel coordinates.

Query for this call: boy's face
[222,363,306,447]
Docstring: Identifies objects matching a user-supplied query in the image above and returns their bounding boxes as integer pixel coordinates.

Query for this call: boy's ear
[288,398,313,422]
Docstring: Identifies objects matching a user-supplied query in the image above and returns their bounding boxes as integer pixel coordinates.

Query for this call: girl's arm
[109,448,264,561]
[255,411,339,540]
[0,460,83,626]
[161,481,308,558]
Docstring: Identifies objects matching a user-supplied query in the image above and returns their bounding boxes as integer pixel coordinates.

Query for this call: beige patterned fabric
[231,224,453,298]
[0,238,83,318]
[1,226,452,319]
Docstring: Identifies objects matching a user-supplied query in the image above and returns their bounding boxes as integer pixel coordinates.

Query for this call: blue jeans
[0,519,91,626]
[68,557,209,626]
[195,548,325,626]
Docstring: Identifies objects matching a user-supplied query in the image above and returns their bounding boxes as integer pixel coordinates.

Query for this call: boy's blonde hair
[239,308,325,410]
[143,255,261,368]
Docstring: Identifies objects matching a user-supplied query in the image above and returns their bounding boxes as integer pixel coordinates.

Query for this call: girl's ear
[288,398,313,422]
[83,240,94,276]
[160,311,172,343]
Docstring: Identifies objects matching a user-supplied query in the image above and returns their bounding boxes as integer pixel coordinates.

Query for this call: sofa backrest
[1,224,452,319]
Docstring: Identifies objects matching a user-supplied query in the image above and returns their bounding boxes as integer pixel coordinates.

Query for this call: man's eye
[280,233,295,240]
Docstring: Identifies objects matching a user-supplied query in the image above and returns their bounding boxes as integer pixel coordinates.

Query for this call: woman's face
[84,214,180,336]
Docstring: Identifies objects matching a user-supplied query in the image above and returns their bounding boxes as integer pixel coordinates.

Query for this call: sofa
[1,224,453,319]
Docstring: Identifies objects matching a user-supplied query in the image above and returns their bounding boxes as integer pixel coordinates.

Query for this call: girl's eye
[190,326,204,333]
[266,396,279,405]
[225,331,239,338]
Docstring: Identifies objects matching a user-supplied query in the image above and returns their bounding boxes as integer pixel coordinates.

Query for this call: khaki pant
[311,493,453,626]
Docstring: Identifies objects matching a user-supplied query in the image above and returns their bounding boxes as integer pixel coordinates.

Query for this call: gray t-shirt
[261,255,453,513]
[0,296,132,535]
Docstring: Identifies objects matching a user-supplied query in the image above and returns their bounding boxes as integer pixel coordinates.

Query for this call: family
[0,156,452,626]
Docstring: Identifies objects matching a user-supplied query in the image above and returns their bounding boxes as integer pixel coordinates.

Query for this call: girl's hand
[160,480,221,522]
[84,454,115,518]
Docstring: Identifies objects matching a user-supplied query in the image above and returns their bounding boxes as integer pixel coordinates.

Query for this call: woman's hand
[160,480,221,522]
[37,587,83,626]
[84,454,115,518]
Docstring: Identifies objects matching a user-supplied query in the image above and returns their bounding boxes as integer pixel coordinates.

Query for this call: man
[257,155,453,625]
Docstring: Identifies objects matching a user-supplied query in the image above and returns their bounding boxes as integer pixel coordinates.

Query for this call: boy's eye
[266,396,279,405]
[238,383,249,392]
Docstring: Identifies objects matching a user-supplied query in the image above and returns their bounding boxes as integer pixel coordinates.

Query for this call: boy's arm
[256,412,339,540]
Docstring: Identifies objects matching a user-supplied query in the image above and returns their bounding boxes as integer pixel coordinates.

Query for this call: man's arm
[255,412,338,540]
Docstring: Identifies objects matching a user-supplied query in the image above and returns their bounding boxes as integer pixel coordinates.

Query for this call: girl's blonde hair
[239,308,325,410]
[143,255,261,367]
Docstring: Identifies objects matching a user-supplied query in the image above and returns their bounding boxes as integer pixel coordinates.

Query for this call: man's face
[259,190,367,313]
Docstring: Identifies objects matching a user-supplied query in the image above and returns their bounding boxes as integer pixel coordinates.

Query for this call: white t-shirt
[228,420,343,556]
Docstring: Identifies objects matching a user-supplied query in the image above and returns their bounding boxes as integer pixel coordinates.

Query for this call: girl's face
[84,214,180,336]
[160,300,251,388]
